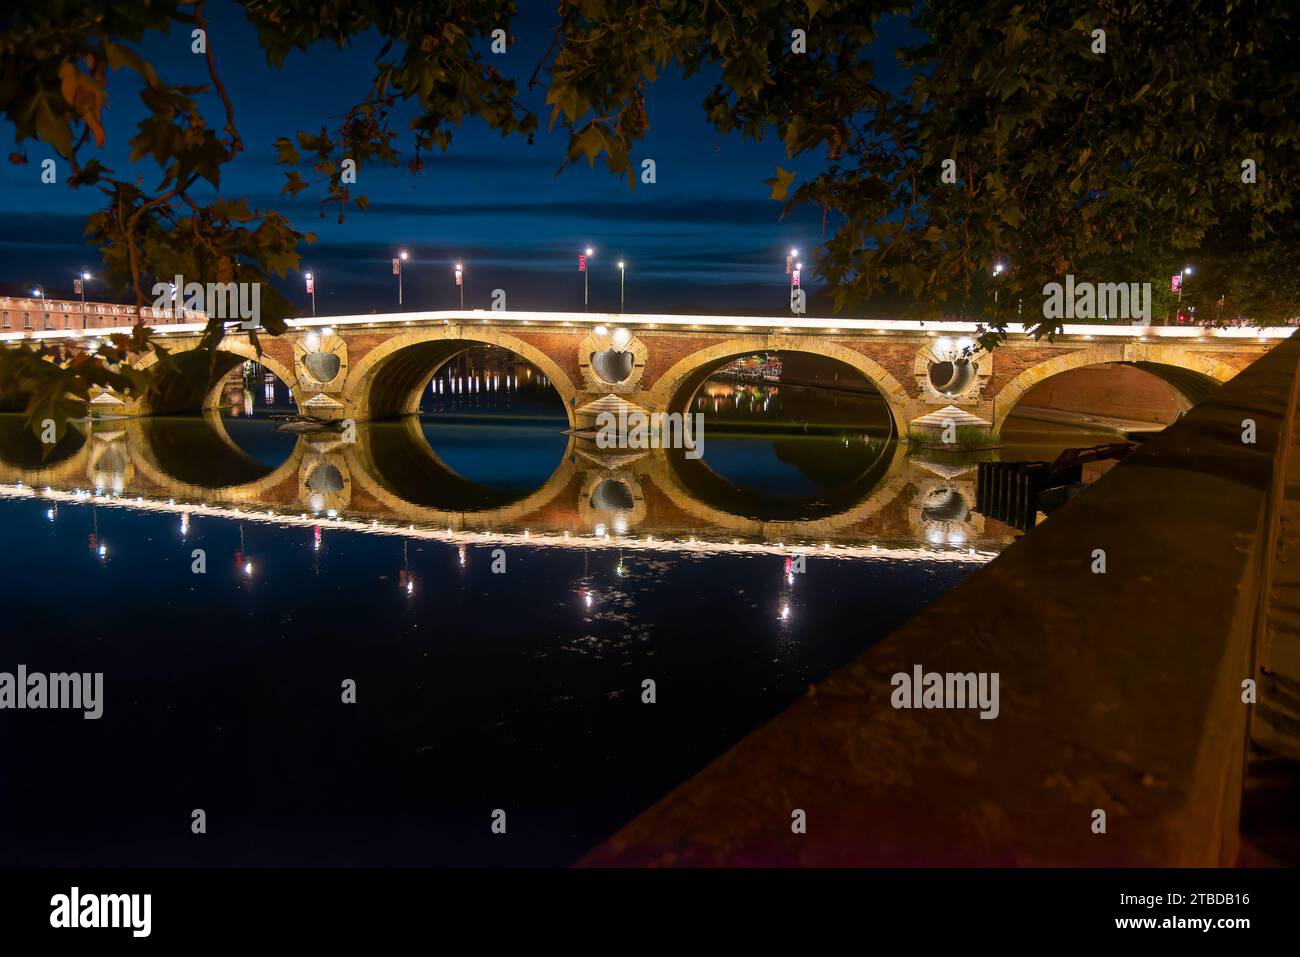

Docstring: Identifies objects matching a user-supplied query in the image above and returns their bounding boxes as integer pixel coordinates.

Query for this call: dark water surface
[0,371,1115,866]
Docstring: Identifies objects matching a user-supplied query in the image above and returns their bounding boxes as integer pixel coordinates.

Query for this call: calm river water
[0,366,1113,865]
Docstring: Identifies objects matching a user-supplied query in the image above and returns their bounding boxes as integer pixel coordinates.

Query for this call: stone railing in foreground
[583,332,1300,867]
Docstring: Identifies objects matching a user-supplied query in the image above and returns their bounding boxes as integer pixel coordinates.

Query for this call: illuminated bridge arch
[644,335,912,436]
[991,343,1242,433]
[130,338,302,415]
[341,327,579,426]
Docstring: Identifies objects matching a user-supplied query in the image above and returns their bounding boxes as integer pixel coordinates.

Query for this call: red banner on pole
[1171,274,1181,292]
[73,279,82,295]
[392,258,401,276]
[454,268,463,287]
[792,268,801,288]
[578,255,586,273]
[785,255,792,275]
[305,276,314,294]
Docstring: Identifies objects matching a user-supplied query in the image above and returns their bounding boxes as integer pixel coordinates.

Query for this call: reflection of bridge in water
[0,415,1019,560]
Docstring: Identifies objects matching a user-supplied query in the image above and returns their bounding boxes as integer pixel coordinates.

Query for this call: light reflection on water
[0,381,1121,866]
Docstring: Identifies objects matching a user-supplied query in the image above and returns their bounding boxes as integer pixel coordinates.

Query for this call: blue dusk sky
[0,3,917,317]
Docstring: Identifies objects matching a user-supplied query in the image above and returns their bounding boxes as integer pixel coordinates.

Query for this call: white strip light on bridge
[9,310,1292,343]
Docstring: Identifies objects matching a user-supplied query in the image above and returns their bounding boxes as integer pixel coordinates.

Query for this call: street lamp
[454,261,464,309]
[31,285,45,328]
[789,260,806,315]
[1178,264,1193,303]
[992,261,1005,302]
[77,271,91,328]
[582,247,595,310]
[304,269,316,317]
[617,259,625,313]
[396,248,409,307]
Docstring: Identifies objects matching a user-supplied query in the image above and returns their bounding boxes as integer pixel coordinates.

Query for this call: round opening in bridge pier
[922,487,969,523]
[306,463,345,494]
[590,349,635,385]
[589,478,636,511]
[928,357,975,397]
[304,351,341,383]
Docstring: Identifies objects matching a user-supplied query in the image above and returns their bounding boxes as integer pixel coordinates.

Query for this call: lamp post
[31,285,45,329]
[395,249,409,307]
[1178,265,1192,303]
[454,261,464,309]
[992,261,1005,303]
[582,247,594,310]
[304,269,316,317]
[76,272,91,328]
[787,248,798,307]
[618,259,625,313]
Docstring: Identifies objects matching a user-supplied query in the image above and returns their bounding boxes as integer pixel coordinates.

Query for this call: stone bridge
[3,310,1284,435]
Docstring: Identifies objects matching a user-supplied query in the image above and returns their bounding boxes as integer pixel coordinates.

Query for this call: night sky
[0,4,915,317]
